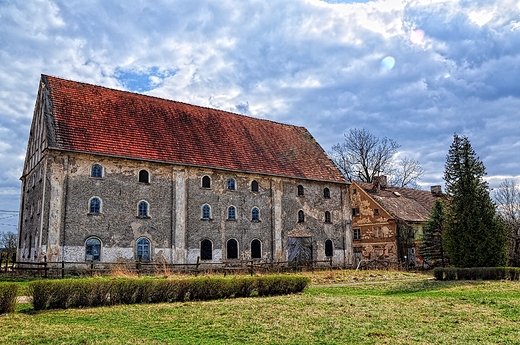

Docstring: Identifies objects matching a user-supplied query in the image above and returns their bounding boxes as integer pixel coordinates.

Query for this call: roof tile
[43,75,346,183]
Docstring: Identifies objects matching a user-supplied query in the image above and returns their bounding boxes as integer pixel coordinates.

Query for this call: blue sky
[1,0,519,234]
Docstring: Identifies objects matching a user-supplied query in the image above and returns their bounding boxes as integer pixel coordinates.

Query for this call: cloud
[1,0,520,232]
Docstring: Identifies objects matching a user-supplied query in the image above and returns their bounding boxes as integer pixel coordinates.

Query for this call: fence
[3,257,337,278]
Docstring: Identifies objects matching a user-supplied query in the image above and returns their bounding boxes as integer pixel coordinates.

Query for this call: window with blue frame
[89,197,101,214]
[252,207,260,221]
[202,204,211,220]
[228,206,236,220]
[138,201,149,217]
[136,237,150,262]
[91,164,103,178]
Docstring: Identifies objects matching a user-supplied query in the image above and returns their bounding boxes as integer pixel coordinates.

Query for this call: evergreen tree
[419,200,446,267]
[443,134,508,267]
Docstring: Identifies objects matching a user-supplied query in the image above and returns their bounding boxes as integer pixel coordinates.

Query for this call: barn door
[288,237,312,266]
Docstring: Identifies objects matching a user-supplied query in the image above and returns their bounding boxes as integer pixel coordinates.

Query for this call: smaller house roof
[354,181,439,222]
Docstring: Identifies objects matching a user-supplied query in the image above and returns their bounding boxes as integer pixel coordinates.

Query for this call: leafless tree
[330,128,423,188]
[388,157,425,189]
[494,179,520,266]
[0,231,17,254]
[330,128,400,183]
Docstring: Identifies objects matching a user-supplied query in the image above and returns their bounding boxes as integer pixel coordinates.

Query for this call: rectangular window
[374,208,379,216]
[353,228,361,240]
[352,208,360,217]
[373,227,381,238]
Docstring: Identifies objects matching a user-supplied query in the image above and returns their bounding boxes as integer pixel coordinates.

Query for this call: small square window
[352,208,360,217]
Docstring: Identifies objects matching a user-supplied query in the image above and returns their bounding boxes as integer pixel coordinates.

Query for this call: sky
[1,0,520,234]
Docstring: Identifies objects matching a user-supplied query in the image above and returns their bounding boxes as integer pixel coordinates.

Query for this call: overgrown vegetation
[29,275,310,310]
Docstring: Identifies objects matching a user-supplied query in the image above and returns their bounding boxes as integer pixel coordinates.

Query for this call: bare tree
[0,231,17,255]
[330,128,400,183]
[494,179,520,266]
[388,157,425,189]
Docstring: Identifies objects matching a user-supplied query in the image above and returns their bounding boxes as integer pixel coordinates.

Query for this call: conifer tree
[419,200,446,267]
[443,134,508,267]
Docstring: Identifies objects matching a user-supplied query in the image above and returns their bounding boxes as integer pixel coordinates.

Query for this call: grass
[2,270,520,344]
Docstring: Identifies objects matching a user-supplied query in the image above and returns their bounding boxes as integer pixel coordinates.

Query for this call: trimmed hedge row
[433,267,520,281]
[0,282,19,314]
[30,275,310,310]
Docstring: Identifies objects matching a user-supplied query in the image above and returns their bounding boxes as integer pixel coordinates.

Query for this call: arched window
[251,180,259,192]
[136,238,151,262]
[138,170,149,183]
[298,210,305,223]
[325,239,333,257]
[201,204,211,220]
[91,164,103,178]
[228,206,236,220]
[297,185,304,196]
[202,176,211,188]
[227,179,236,190]
[200,239,212,260]
[89,197,101,214]
[324,187,330,198]
[227,239,238,259]
[252,207,260,221]
[325,211,331,223]
[251,239,261,259]
[138,201,149,217]
[86,238,101,262]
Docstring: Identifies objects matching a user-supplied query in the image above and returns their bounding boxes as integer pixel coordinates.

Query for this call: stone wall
[19,151,353,266]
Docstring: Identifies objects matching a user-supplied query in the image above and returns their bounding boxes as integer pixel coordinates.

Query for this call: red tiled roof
[354,181,438,222]
[41,75,346,183]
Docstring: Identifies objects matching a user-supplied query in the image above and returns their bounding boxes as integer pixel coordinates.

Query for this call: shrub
[433,267,520,281]
[29,275,310,310]
[0,283,18,314]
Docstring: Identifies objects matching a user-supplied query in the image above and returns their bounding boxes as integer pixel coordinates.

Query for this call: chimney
[431,185,442,196]
[372,176,387,192]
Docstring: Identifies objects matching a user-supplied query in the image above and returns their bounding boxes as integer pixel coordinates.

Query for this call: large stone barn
[17,75,353,267]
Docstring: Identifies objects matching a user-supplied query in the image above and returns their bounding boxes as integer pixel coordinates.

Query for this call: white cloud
[1,0,520,232]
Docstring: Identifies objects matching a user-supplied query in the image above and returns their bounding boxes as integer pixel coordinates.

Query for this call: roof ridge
[41,74,305,130]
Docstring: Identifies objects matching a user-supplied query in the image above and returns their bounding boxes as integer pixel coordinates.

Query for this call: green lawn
[2,272,520,344]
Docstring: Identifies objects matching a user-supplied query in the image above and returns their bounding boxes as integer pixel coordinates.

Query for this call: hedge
[0,282,19,314]
[29,275,311,310]
[433,267,520,281]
